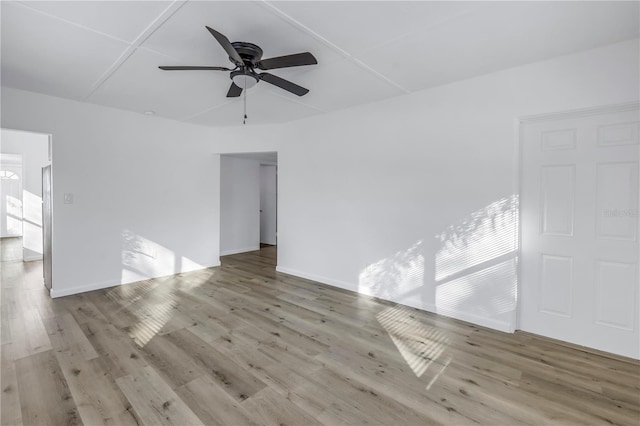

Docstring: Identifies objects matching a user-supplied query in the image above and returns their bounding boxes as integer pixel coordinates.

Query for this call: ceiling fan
[159,26,317,97]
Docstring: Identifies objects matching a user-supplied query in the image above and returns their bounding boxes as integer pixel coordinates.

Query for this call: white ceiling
[2,1,638,127]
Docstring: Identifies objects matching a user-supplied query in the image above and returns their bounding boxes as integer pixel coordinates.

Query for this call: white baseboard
[50,261,222,298]
[220,246,260,256]
[51,278,123,298]
[23,254,42,262]
[423,302,512,333]
[276,265,513,333]
[276,266,356,292]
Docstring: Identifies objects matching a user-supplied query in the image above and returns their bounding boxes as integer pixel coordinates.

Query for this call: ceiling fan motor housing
[230,42,263,66]
[229,42,263,89]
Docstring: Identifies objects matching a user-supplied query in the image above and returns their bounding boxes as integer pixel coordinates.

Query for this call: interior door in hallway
[260,165,277,245]
[520,105,639,359]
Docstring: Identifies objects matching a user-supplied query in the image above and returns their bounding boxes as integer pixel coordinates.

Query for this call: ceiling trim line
[83,1,188,101]
[350,58,410,95]
[179,99,237,122]
[11,2,132,45]
[258,1,352,58]
[259,1,410,94]
[263,89,327,113]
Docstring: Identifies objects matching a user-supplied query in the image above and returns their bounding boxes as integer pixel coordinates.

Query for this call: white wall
[260,165,277,245]
[276,38,640,332]
[220,156,261,255]
[1,129,50,260]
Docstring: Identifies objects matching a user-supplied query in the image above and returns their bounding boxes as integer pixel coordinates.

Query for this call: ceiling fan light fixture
[231,72,258,89]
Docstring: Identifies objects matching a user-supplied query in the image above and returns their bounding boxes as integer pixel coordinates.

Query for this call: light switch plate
[64,193,74,204]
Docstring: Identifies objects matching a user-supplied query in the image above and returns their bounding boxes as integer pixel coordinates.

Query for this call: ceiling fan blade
[159,66,232,71]
[259,73,309,96]
[226,82,243,98]
[256,52,317,70]
[206,26,244,66]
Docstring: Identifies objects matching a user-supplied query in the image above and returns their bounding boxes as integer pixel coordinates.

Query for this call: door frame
[514,101,640,331]
[42,164,53,290]
[1,128,53,288]
[259,163,278,246]
[217,151,279,264]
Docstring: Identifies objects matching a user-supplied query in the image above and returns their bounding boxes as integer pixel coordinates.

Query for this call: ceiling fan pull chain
[243,75,248,125]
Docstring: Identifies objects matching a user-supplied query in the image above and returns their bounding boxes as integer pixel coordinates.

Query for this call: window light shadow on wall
[22,190,43,255]
[6,195,22,235]
[123,229,177,283]
[435,195,519,318]
[358,195,519,390]
[358,240,425,301]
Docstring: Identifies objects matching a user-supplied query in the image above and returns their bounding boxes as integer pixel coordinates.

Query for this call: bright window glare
[23,190,43,254]
[0,170,18,179]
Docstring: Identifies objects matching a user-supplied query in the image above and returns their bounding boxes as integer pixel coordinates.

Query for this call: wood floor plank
[55,348,139,426]
[1,308,12,345]
[46,313,99,361]
[15,350,81,426]
[139,333,207,389]
[9,308,52,360]
[163,328,267,402]
[116,366,203,426]
[79,319,148,379]
[242,387,321,426]
[212,325,324,398]
[1,344,23,426]
[175,376,258,426]
[64,297,110,325]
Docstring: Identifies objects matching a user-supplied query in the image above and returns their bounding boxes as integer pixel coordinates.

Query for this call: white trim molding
[220,246,260,256]
[276,266,513,333]
[50,261,221,298]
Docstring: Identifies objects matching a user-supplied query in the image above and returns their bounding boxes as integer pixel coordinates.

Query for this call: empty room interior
[1,1,639,425]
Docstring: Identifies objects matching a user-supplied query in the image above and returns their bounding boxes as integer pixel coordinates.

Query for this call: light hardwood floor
[1,237,639,425]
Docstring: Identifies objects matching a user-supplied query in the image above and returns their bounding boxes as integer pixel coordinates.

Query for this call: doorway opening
[219,152,278,266]
[0,128,52,290]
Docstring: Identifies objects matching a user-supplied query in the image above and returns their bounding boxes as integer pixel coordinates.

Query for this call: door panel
[538,254,573,318]
[520,106,640,359]
[595,162,638,240]
[540,165,575,236]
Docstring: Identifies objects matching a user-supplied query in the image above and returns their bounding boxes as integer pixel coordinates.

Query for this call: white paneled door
[520,105,640,359]
[260,165,277,246]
